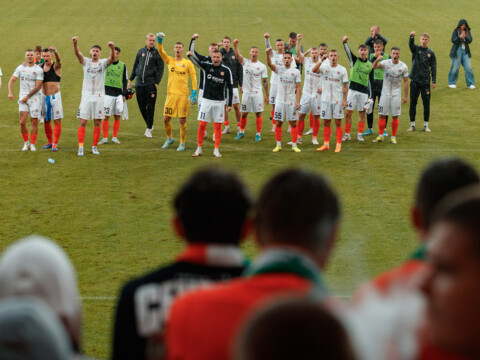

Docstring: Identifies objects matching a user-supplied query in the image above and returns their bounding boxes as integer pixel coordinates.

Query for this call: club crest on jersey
[231,55,235,59]
[220,72,224,76]
[427,54,431,58]
[142,53,145,57]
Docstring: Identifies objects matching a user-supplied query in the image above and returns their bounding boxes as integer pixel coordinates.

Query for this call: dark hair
[289,32,297,39]
[235,298,356,360]
[174,168,252,245]
[255,169,339,251]
[283,51,293,57]
[223,36,231,42]
[416,158,479,230]
[114,46,121,52]
[373,39,384,46]
[319,43,328,48]
[175,42,184,47]
[209,43,219,48]
[391,47,400,51]
[358,44,368,50]
[329,49,338,54]
[276,39,284,43]
[42,48,50,53]
[212,49,221,55]
[34,45,42,53]
[431,184,480,255]
[91,45,102,51]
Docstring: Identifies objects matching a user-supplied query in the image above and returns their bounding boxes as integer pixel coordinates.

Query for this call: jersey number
[241,104,247,111]
[165,107,173,115]
[199,112,206,120]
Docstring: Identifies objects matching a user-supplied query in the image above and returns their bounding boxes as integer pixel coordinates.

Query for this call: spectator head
[173,168,252,245]
[145,33,155,49]
[0,235,82,352]
[255,169,340,268]
[412,158,479,240]
[235,298,356,360]
[288,32,297,47]
[370,25,380,37]
[0,297,73,360]
[420,185,480,358]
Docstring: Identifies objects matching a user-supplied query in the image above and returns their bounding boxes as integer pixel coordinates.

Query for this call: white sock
[276,141,282,147]
[256,132,261,136]
[411,122,415,127]
[424,121,429,127]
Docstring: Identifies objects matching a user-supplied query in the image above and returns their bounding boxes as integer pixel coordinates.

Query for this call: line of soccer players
[6,28,435,156]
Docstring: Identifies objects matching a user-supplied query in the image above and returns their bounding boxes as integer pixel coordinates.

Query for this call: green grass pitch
[0,0,479,357]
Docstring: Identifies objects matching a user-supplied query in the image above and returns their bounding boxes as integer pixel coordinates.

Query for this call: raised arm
[72,37,84,64]
[233,39,244,65]
[409,32,416,54]
[49,46,62,71]
[295,34,305,63]
[156,32,170,63]
[342,36,356,68]
[312,58,323,73]
[371,52,384,69]
[107,41,115,65]
[266,48,276,71]
[264,33,272,49]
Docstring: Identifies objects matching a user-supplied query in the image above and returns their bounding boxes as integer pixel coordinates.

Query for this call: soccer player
[297,47,323,145]
[304,43,328,136]
[188,49,233,158]
[233,39,268,141]
[365,25,388,55]
[364,39,390,136]
[342,36,372,142]
[129,34,164,138]
[112,168,251,360]
[156,32,197,151]
[219,36,242,135]
[73,37,114,156]
[266,48,302,153]
[285,32,305,73]
[98,46,128,145]
[313,50,349,153]
[408,32,436,132]
[264,33,297,132]
[8,49,44,151]
[40,47,63,152]
[371,47,409,144]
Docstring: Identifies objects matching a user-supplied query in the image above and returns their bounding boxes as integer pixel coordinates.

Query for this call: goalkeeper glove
[188,90,198,105]
[156,32,165,44]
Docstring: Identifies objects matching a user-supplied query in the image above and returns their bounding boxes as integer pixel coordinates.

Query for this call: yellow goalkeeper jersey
[157,43,197,95]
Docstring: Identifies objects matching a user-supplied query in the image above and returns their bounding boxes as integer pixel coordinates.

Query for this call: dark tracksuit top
[220,47,242,88]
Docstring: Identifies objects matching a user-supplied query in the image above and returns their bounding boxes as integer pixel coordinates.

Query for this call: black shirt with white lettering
[189,56,233,106]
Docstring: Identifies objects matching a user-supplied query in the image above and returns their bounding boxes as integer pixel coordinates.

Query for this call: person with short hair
[40,47,63,151]
[297,47,323,146]
[235,298,356,360]
[356,158,479,359]
[8,49,44,152]
[188,48,233,157]
[264,33,298,132]
[314,50,349,153]
[98,46,128,145]
[304,43,328,137]
[285,31,305,73]
[448,19,475,89]
[420,184,480,359]
[365,25,388,55]
[233,39,268,142]
[371,47,409,144]
[165,168,340,360]
[219,36,243,135]
[342,37,372,142]
[266,44,303,153]
[407,31,436,132]
[34,45,44,66]
[364,39,390,137]
[129,33,165,138]
[112,168,251,360]
[156,33,197,152]
[73,37,114,156]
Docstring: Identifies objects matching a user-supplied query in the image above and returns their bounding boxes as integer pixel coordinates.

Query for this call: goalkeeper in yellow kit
[157,32,198,151]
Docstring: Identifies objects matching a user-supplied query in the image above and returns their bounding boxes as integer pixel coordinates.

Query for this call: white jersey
[13,64,43,98]
[319,62,349,104]
[274,65,301,104]
[302,57,322,96]
[269,50,297,85]
[0,66,2,77]
[381,59,409,97]
[242,59,268,94]
[81,56,108,96]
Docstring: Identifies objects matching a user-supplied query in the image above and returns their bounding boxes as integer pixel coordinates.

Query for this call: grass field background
[0,1,479,358]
